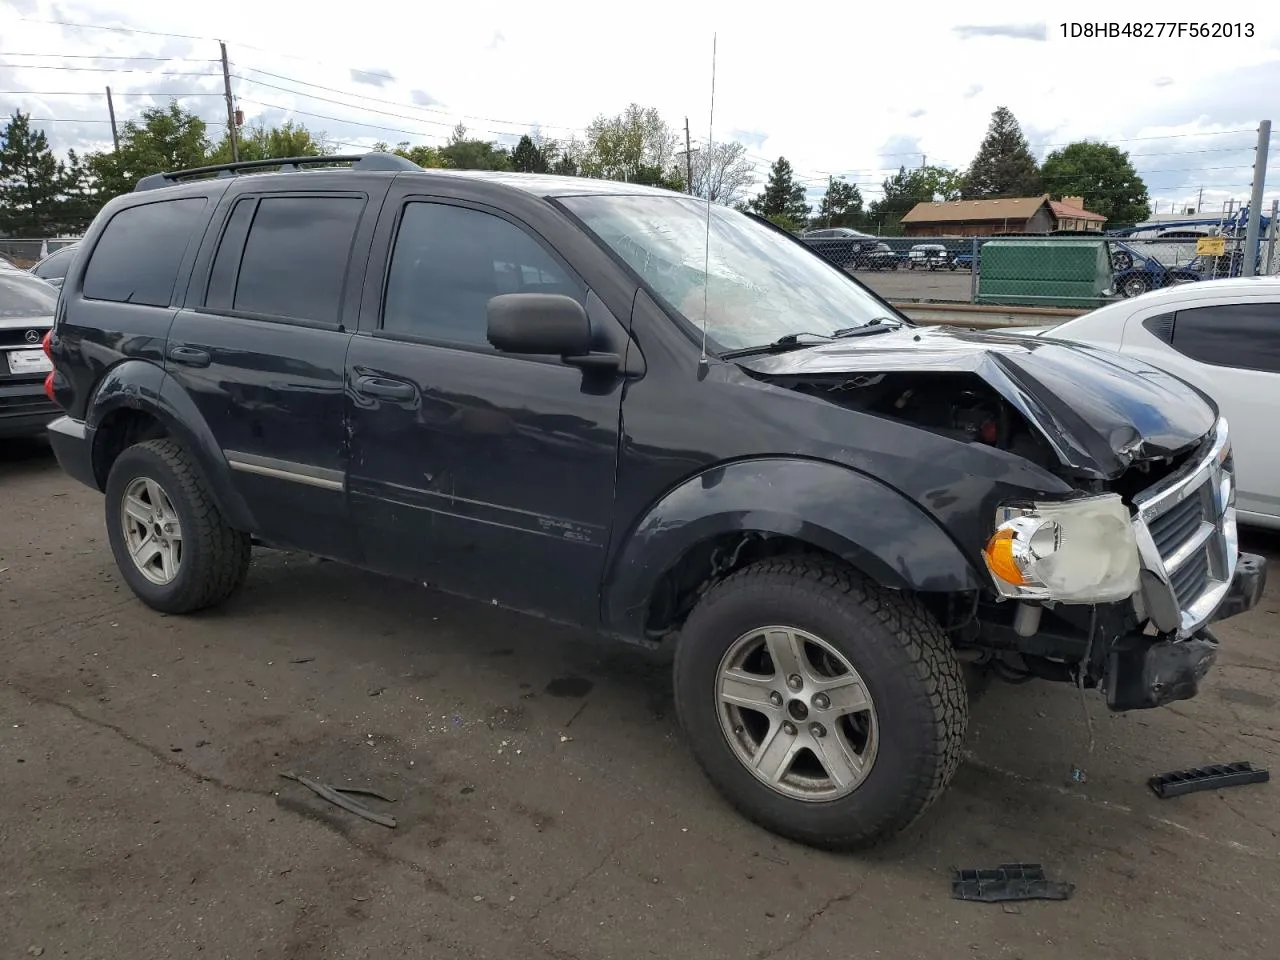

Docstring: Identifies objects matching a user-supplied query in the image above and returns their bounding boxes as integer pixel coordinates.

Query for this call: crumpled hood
[737,325,1217,478]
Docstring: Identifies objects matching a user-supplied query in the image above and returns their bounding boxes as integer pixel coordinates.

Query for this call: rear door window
[82,198,208,306]
[213,195,364,326]
[1171,302,1280,374]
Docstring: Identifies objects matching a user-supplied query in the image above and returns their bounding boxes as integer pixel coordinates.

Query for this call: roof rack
[133,151,421,192]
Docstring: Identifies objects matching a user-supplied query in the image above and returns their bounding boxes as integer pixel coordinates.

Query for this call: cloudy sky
[2,0,1278,218]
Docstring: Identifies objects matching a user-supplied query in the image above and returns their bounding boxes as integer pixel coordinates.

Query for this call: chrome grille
[1131,418,1236,638]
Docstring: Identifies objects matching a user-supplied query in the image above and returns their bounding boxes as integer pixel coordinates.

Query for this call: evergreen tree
[816,176,864,228]
[748,157,810,231]
[57,149,98,234]
[962,106,1042,198]
[0,111,64,237]
[512,134,551,173]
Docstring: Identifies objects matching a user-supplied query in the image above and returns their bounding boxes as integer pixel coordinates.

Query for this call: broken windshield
[559,194,903,352]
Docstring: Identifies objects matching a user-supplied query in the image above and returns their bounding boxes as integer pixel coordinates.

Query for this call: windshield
[560,194,902,352]
[0,272,58,317]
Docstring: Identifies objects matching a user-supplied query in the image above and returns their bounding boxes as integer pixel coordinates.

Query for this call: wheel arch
[601,458,986,644]
[85,359,256,531]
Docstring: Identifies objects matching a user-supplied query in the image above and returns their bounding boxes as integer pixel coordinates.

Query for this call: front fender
[86,359,255,531]
[602,457,986,638]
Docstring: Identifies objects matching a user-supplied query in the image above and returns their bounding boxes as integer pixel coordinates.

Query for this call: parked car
[906,243,954,270]
[1010,277,1280,530]
[30,242,80,289]
[0,270,60,438]
[1109,241,1202,299]
[43,153,1264,850]
[802,227,881,269]
[861,242,901,271]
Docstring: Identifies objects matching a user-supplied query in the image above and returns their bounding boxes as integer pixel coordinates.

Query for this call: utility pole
[1242,119,1270,277]
[105,86,119,153]
[921,154,926,168]
[684,117,693,195]
[219,41,240,163]
[1196,185,1203,213]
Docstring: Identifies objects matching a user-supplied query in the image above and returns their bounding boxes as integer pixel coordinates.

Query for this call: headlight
[983,494,1140,603]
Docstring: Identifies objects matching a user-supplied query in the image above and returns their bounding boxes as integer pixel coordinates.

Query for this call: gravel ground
[3,438,1279,960]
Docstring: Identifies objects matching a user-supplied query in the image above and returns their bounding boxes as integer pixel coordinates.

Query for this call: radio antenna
[698,32,717,366]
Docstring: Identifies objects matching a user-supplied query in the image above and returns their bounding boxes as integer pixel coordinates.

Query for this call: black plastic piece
[1212,551,1269,623]
[951,864,1074,902]
[134,151,420,192]
[1105,630,1218,712]
[1147,761,1270,799]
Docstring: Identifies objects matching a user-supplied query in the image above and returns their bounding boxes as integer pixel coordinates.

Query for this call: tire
[104,438,251,614]
[1121,275,1149,298]
[673,556,967,850]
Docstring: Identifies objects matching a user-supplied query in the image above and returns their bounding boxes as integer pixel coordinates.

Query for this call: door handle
[168,345,211,368]
[355,375,416,402]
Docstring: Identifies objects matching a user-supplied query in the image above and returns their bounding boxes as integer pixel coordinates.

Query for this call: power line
[0,52,219,62]
[16,17,211,43]
[0,63,221,76]
[232,64,584,135]
[1,90,223,97]
[16,16,396,81]
[234,97,458,142]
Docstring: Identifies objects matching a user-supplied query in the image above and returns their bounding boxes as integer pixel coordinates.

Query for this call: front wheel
[673,557,968,850]
[1121,274,1149,298]
[105,438,251,614]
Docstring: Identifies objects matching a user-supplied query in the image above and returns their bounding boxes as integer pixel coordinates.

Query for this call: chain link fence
[802,229,1280,309]
[0,238,81,270]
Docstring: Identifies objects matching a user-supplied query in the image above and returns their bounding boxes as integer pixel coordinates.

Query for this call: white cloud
[1,0,1277,212]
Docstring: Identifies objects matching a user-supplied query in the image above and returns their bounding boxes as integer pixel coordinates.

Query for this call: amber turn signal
[983,527,1026,586]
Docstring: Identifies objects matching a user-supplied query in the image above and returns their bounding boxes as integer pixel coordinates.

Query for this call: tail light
[44,371,57,403]
[42,329,53,360]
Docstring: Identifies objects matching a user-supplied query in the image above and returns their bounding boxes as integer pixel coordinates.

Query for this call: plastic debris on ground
[951,863,1075,903]
[1148,761,1270,799]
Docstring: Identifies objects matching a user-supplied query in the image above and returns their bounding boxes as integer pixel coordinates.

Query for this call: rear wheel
[673,557,967,850]
[105,439,251,614]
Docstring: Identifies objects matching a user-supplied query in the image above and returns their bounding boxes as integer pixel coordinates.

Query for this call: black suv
[44,154,1265,850]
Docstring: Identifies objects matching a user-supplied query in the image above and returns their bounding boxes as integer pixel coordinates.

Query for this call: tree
[87,101,210,202]
[866,164,965,233]
[375,141,445,168]
[1040,140,1150,227]
[688,141,755,206]
[438,123,511,171]
[57,149,98,234]
[549,138,582,177]
[816,176,864,228]
[747,157,810,231]
[512,134,552,173]
[580,104,681,187]
[962,106,1042,198]
[208,120,330,164]
[0,111,64,237]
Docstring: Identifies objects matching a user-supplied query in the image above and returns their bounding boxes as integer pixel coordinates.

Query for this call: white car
[1013,277,1280,529]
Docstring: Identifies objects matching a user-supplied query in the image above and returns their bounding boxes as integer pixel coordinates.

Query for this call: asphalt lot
[856,267,975,303]
[3,437,1279,960]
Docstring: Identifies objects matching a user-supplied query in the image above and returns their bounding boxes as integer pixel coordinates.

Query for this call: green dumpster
[976,238,1115,309]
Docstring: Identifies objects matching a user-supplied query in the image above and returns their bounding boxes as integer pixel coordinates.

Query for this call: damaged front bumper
[1105,551,1267,711]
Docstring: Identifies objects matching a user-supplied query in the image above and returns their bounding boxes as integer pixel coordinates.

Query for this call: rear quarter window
[82,197,209,307]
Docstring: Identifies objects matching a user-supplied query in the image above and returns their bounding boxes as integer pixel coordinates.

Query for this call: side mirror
[487,293,592,357]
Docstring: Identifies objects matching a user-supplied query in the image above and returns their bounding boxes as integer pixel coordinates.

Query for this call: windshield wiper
[720,319,904,360]
[719,332,834,359]
[831,317,903,337]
